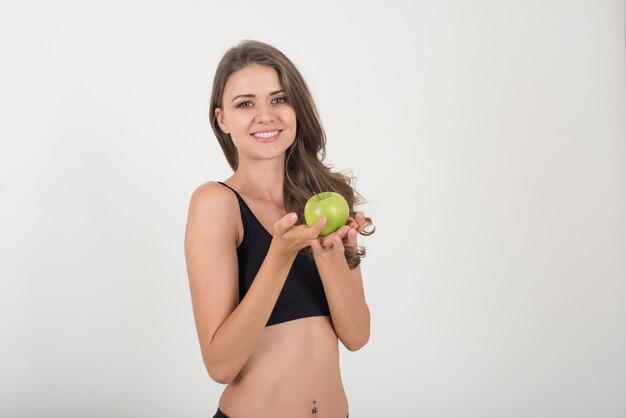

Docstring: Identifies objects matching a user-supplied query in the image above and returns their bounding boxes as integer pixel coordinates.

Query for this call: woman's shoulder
[192,180,230,196]
[189,180,239,215]
[187,180,241,244]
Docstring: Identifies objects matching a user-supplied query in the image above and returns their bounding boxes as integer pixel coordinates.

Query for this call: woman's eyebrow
[231,89,285,102]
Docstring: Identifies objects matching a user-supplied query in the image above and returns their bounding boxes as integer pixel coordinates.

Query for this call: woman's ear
[214,108,230,134]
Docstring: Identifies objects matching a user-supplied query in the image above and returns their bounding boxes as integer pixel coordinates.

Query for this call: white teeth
[253,130,279,138]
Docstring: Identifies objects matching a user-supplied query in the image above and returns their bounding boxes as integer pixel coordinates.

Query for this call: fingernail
[321,217,327,224]
[289,213,297,221]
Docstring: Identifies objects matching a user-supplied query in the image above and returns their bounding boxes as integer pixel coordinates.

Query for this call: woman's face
[215,64,297,164]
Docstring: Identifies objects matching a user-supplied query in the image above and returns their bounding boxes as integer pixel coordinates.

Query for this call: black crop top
[217,181,331,327]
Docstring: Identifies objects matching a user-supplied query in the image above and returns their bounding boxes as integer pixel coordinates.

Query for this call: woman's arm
[185,183,297,384]
[185,183,327,384]
[311,230,371,351]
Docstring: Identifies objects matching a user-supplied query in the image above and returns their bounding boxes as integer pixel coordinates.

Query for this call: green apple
[304,192,350,236]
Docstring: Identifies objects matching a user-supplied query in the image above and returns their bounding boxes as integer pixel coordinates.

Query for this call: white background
[1,1,625,417]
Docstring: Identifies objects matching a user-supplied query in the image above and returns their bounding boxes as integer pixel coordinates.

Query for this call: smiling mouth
[250,130,282,142]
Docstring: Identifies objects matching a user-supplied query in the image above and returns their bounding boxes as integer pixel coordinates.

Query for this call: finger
[273,212,299,237]
[319,235,331,249]
[356,212,366,232]
[310,239,322,253]
[336,225,350,238]
[324,226,349,247]
[308,217,328,237]
[345,227,358,247]
[332,235,344,252]
[321,232,338,248]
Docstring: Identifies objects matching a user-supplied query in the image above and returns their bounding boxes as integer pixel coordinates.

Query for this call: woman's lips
[251,130,282,143]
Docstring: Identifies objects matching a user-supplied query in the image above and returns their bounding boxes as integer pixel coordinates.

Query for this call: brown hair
[209,40,375,268]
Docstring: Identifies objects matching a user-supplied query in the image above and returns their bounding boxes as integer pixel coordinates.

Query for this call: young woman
[184,40,375,418]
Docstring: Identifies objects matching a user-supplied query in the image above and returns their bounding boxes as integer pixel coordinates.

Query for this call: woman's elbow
[204,354,233,385]
[211,372,233,385]
[346,334,370,352]
[207,362,233,385]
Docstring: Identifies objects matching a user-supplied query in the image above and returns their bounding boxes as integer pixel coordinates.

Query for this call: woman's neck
[231,157,286,204]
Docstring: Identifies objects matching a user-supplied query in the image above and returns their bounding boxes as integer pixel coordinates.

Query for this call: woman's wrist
[269,237,299,263]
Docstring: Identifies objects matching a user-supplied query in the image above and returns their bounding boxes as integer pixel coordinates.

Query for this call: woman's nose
[254,103,274,123]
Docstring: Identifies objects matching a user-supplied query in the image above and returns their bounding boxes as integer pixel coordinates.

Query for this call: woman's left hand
[310,225,351,265]
[311,210,367,264]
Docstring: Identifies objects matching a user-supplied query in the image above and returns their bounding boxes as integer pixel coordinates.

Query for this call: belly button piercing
[312,400,318,415]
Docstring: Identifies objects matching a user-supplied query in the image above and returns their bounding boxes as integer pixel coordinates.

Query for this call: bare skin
[219,317,347,418]
[216,182,350,418]
[185,64,369,418]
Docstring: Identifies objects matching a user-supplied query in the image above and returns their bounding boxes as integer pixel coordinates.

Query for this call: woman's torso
[219,316,348,418]
[216,181,349,418]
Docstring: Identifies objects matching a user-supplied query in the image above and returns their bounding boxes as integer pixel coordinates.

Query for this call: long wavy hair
[209,40,375,268]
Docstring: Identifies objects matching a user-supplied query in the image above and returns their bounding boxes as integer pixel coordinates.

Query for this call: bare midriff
[218,315,349,418]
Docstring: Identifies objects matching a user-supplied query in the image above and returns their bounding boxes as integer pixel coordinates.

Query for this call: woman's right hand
[270,213,327,258]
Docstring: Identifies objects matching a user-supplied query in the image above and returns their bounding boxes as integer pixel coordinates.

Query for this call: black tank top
[217,181,331,327]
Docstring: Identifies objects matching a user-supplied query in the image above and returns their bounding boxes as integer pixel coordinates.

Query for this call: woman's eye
[237,96,288,108]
